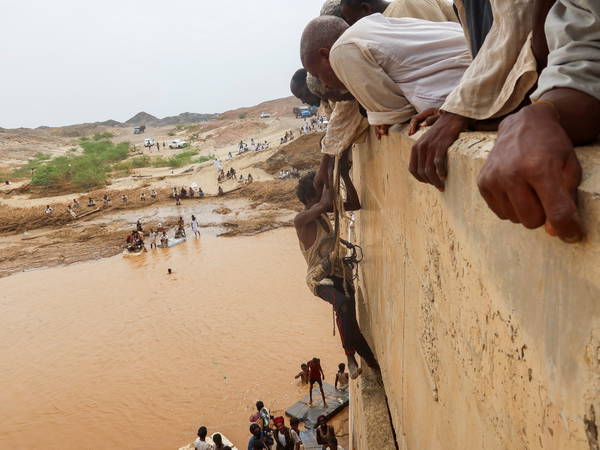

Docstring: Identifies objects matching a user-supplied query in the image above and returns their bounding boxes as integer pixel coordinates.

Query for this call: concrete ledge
[349,127,600,450]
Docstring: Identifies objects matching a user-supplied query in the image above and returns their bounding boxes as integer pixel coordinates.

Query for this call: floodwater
[0,228,344,449]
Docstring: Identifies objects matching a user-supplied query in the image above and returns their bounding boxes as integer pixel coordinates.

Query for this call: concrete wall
[349,127,600,450]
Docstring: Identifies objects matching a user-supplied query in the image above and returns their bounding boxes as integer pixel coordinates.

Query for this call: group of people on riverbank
[217,168,253,186]
[125,215,200,252]
[173,186,205,205]
[280,131,295,145]
[286,0,600,396]
[239,139,270,154]
[300,116,327,135]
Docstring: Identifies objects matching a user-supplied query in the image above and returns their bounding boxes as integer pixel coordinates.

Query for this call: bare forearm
[540,88,600,145]
[342,174,361,211]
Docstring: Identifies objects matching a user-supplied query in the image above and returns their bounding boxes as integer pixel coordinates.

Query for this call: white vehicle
[144,138,155,147]
[169,139,187,149]
[259,112,271,119]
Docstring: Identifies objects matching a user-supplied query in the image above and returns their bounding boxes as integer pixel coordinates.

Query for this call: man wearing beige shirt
[409,0,554,191]
[341,0,456,26]
[477,0,600,244]
[300,14,471,130]
[296,0,461,193]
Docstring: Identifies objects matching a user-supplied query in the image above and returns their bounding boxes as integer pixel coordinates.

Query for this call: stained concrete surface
[349,127,600,450]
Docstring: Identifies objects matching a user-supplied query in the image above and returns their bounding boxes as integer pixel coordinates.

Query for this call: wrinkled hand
[409,112,471,190]
[408,108,441,136]
[374,124,390,140]
[477,104,583,243]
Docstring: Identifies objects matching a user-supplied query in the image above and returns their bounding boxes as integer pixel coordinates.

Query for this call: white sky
[0,0,325,128]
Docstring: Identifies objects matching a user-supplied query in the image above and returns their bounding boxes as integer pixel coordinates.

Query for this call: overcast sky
[0,0,325,128]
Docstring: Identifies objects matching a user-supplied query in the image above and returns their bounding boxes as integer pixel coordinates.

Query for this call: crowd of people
[292,0,600,244]
[283,0,600,398]
[172,186,206,205]
[124,215,200,252]
[277,168,300,180]
[280,131,295,145]
[239,139,270,154]
[300,116,328,135]
[188,356,348,450]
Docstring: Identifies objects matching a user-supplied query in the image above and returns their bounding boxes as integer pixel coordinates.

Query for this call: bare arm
[342,155,361,211]
[294,186,332,230]
[539,88,600,145]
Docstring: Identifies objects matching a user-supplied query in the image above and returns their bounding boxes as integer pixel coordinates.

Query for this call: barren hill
[220,96,302,121]
[125,112,160,126]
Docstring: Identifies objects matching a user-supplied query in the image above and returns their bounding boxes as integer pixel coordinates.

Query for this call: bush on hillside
[92,132,114,141]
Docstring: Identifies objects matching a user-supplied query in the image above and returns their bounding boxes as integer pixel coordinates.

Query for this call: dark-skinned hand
[374,124,390,140]
[409,111,471,190]
[477,103,583,243]
[408,108,440,136]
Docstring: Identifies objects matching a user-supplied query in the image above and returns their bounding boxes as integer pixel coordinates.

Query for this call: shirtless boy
[294,363,309,384]
[294,157,378,381]
[308,357,327,407]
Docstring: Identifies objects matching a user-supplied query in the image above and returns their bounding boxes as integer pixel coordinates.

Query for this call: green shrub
[11,153,52,178]
[92,132,114,141]
[26,141,130,188]
[192,155,215,164]
[151,157,169,168]
[168,131,176,137]
[151,151,199,168]
[239,113,247,119]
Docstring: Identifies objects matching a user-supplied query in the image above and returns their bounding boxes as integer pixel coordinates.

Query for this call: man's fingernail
[563,233,583,244]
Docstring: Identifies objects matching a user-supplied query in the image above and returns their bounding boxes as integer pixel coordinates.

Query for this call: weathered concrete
[349,127,600,450]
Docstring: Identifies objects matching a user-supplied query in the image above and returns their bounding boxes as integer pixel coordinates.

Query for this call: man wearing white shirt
[300,14,471,129]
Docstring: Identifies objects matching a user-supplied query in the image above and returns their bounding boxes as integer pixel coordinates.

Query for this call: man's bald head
[300,16,348,67]
[300,16,349,89]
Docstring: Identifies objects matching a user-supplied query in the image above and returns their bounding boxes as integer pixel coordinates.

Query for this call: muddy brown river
[0,228,344,449]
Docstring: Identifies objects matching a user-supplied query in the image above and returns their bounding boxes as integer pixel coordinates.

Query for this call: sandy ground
[0,126,323,279]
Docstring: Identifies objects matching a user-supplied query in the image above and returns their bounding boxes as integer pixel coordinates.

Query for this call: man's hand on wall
[408,108,441,135]
[409,111,471,191]
[477,104,584,243]
[374,124,390,140]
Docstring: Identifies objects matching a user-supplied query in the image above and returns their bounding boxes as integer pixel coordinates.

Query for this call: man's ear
[318,47,330,62]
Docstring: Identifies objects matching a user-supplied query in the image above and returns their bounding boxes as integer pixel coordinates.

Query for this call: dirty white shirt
[194,437,215,450]
[532,0,600,102]
[330,14,471,125]
[316,0,458,155]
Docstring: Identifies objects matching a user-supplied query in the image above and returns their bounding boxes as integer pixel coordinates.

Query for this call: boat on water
[122,245,145,256]
[158,236,187,248]
[178,433,237,450]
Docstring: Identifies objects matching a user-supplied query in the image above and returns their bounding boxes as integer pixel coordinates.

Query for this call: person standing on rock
[307,358,328,407]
